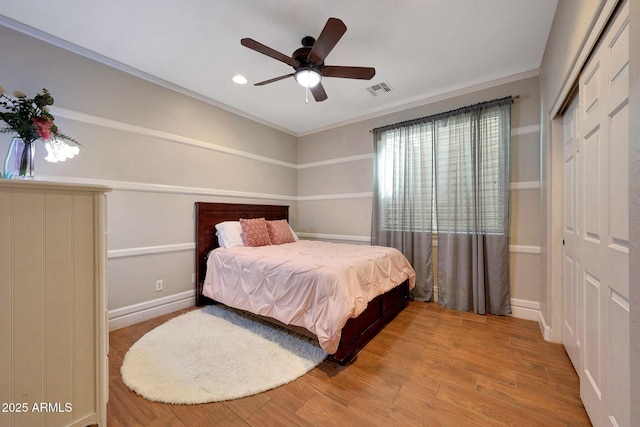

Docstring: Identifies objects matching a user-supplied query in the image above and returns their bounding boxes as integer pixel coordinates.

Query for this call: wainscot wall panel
[32,114,298,194]
[297,159,373,196]
[510,189,542,246]
[511,132,542,183]
[108,250,194,310]
[106,192,198,251]
[297,198,373,238]
[297,122,373,163]
[510,253,542,303]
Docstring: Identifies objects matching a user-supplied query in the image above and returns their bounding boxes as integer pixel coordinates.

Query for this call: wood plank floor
[107,301,592,426]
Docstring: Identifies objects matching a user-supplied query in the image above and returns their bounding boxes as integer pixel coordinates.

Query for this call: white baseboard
[513,298,553,341]
[108,290,195,331]
[511,298,556,342]
[510,298,541,322]
[537,310,554,342]
[296,232,371,242]
[108,292,550,343]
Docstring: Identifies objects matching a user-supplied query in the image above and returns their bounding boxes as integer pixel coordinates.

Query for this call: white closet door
[562,96,581,371]
[576,1,629,425]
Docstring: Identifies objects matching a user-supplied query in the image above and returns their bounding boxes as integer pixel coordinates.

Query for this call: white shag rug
[120,304,327,404]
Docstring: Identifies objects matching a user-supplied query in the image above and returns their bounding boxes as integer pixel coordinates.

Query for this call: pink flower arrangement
[32,117,55,141]
[0,85,77,145]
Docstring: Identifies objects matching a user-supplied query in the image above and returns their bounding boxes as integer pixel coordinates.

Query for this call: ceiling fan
[240,17,376,102]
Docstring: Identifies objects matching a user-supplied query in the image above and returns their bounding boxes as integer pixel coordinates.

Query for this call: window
[375,122,434,232]
[372,96,512,310]
[373,97,511,235]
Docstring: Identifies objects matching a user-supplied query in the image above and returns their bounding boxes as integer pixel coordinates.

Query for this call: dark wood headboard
[194,202,289,306]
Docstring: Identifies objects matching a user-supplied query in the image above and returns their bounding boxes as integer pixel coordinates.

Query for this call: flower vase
[3,137,35,179]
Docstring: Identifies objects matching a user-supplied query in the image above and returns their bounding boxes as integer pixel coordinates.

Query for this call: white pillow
[214,221,244,248]
[288,224,299,241]
[215,230,227,248]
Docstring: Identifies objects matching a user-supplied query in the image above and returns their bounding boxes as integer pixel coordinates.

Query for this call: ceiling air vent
[366,82,393,96]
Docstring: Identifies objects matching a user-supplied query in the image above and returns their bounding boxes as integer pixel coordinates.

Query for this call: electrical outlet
[155,280,163,292]
[192,273,196,284]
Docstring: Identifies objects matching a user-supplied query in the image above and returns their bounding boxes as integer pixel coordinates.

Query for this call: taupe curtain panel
[372,97,512,315]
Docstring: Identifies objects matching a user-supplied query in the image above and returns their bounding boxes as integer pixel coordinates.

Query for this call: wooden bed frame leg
[328,284,409,365]
[330,352,359,366]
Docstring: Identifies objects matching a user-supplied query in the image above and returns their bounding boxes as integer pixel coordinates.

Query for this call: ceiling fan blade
[241,38,300,68]
[310,83,328,102]
[323,66,376,80]
[308,18,347,64]
[254,73,295,86]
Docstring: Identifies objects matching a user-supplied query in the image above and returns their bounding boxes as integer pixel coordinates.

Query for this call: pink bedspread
[203,240,416,354]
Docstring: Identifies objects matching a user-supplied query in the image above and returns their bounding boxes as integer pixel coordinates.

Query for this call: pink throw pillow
[267,220,296,245]
[239,218,271,247]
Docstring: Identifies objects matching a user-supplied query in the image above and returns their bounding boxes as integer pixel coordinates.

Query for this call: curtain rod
[370,95,516,134]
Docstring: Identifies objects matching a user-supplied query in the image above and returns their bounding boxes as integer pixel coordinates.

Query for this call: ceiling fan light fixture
[232,74,248,84]
[294,68,321,88]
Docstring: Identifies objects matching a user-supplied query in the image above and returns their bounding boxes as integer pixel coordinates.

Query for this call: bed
[195,202,416,363]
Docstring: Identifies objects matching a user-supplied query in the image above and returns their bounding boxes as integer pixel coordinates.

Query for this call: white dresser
[0,180,109,427]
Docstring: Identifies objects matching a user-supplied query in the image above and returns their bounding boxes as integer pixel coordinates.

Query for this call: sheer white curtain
[372,122,434,301]
[372,97,512,314]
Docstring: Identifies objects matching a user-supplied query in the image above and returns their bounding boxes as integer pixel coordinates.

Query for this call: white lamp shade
[44,138,80,163]
[294,69,322,88]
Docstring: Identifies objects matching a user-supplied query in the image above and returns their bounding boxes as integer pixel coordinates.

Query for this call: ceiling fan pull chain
[305,86,309,104]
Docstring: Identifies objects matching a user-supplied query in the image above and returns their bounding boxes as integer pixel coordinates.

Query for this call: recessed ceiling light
[232,75,248,85]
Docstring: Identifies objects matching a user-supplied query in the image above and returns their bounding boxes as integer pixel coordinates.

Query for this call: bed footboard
[332,280,409,363]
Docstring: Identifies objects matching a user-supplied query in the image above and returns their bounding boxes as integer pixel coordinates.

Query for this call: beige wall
[0,25,298,320]
[297,75,543,311]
